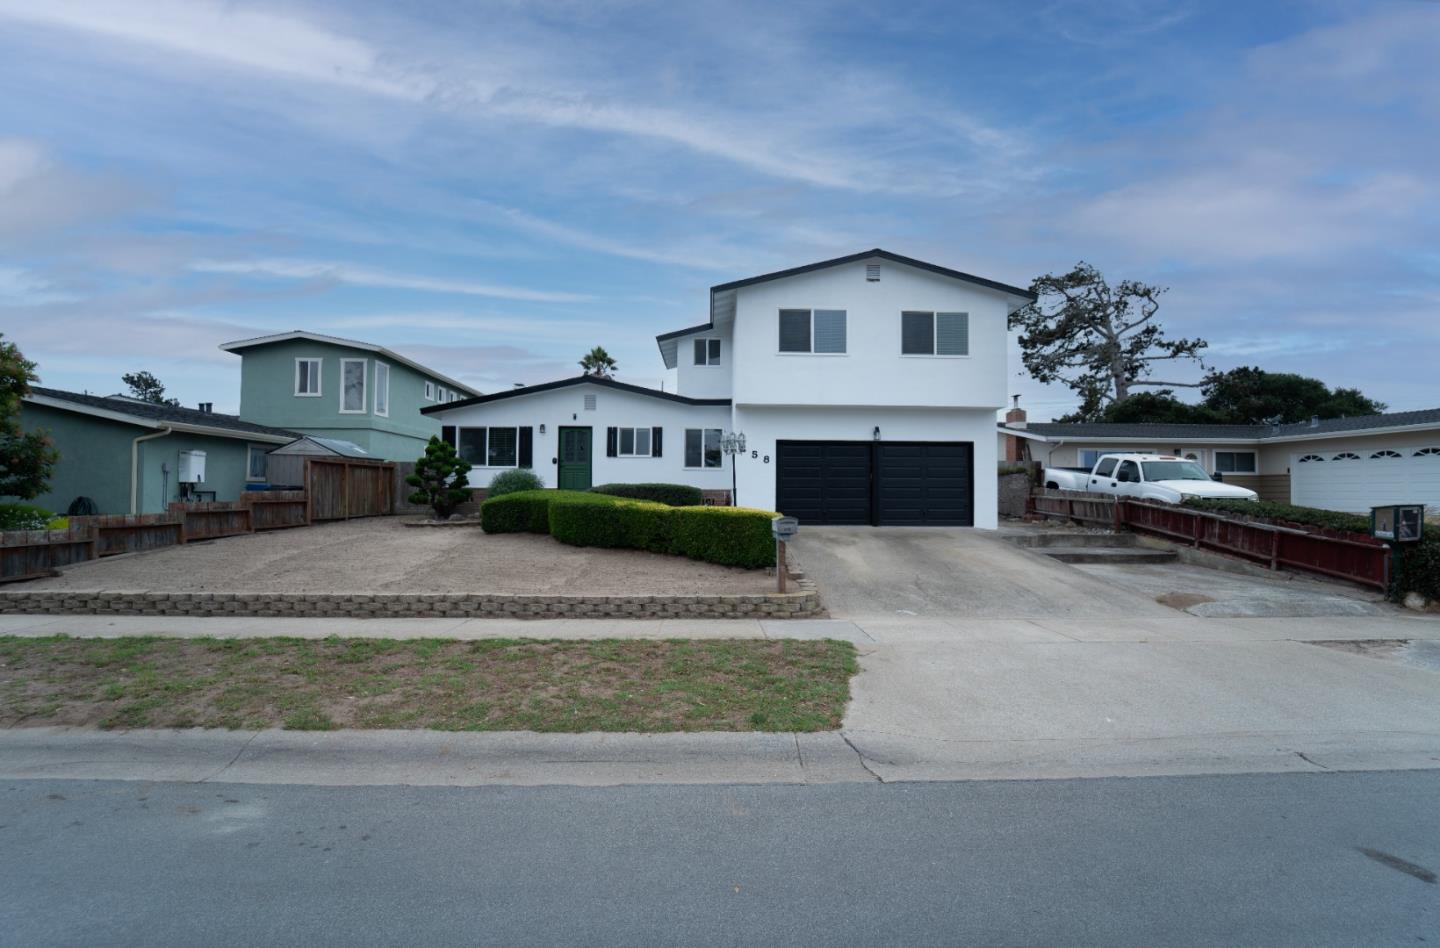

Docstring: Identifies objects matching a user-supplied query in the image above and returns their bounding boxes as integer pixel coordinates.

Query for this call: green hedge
[1182,497,1370,534]
[550,494,673,553]
[480,490,777,568]
[670,506,777,568]
[590,483,704,507]
[0,503,54,532]
[1183,496,1439,603]
[480,489,574,534]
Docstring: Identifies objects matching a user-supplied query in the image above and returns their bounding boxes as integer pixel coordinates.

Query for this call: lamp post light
[720,431,746,507]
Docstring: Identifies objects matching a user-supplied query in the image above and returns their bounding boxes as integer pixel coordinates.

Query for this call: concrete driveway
[789,527,1175,620]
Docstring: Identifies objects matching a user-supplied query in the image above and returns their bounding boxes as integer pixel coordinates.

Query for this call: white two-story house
[423,250,1035,528]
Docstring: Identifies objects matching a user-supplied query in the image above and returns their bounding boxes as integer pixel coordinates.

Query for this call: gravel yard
[21,518,775,596]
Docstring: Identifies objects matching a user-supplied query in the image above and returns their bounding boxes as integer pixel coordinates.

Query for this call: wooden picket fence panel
[72,513,186,557]
[245,491,309,530]
[305,458,395,522]
[0,527,98,583]
[167,502,252,541]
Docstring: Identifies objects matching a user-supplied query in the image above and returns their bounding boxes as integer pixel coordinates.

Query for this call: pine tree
[405,436,471,519]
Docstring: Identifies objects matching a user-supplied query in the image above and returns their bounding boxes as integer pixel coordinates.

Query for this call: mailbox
[1371,504,1425,543]
[771,516,799,540]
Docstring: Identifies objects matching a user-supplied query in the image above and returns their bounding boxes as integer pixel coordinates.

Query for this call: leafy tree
[405,436,471,519]
[578,346,617,378]
[1089,390,1220,425]
[1199,367,1387,425]
[0,333,59,500]
[122,370,180,406]
[1012,262,1208,421]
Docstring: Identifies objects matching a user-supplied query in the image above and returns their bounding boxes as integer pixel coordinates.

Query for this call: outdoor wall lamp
[873,426,881,441]
[539,424,546,434]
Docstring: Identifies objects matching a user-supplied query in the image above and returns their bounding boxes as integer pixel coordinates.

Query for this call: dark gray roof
[1022,407,1440,442]
[29,387,299,439]
[710,249,1037,300]
[420,375,730,413]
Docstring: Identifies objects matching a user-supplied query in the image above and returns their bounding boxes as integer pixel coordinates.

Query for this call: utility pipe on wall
[130,427,173,514]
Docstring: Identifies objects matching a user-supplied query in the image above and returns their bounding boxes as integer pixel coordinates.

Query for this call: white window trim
[294,357,323,397]
[617,426,653,458]
[778,308,848,355]
[694,338,722,366]
[683,427,724,470]
[245,444,269,481]
[1213,450,1257,474]
[339,357,368,414]
[457,425,520,469]
[424,381,435,401]
[899,311,971,359]
[373,360,390,417]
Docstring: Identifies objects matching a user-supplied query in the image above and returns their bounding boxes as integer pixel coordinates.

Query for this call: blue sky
[1,0,1436,419]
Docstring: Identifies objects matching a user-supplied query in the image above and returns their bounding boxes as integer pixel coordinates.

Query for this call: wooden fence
[1030,489,1391,590]
[0,527,98,583]
[306,457,395,521]
[1,490,315,583]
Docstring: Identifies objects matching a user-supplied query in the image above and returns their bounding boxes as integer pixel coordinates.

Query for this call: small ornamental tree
[1,332,59,500]
[406,436,471,519]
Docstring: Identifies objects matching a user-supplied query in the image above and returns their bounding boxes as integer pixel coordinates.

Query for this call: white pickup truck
[1044,454,1259,504]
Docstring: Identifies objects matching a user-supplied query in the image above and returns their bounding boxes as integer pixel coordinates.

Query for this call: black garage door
[775,441,973,526]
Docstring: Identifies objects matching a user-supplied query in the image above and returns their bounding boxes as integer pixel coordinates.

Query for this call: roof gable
[709,249,1037,300]
[421,375,729,413]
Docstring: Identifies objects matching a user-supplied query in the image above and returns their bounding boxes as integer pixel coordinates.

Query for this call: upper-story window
[374,362,390,417]
[779,309,846,354]
[424,381,435,401]
[693,338,722,365]
[340,358,367,413]
[294,358,322,397]
[901,311,969,356]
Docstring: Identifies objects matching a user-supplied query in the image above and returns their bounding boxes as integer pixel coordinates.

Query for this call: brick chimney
[1003,395,1028,463]
[1004,394,1027,429]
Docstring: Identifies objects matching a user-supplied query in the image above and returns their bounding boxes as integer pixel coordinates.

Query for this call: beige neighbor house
[999,406,1440,514]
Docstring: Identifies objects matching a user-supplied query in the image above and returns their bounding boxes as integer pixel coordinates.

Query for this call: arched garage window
[1414,447,1440,457]
[1297,455,1324,463]
[1332,452,1361,460]
[1370,450,1403,459]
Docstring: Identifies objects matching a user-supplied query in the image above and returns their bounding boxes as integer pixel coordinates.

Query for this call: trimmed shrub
[1394,538,1440,604]
[590,483,704,507]
[550,494,673,553]
[0,502,54,531]
[488,468,544,498]
[1182,497,1370,535]
[670,506,776,569]
[480,489,562,534]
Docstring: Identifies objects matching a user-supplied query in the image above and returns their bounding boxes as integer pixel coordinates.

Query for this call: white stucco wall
[672,327,734,400]
[732,406,999,528]
[728,259,1010,410]
[428,382,731,492]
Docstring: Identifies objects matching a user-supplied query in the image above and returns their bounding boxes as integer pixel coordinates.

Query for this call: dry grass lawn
[0,636,857,733]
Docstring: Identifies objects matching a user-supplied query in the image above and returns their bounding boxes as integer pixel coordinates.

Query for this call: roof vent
[1309,415,1320,428]
[866,263,881,282]
[198,402,213,413]
[584,394,597,411]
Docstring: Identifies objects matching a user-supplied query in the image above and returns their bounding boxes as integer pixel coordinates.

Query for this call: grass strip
[0,635,857,733]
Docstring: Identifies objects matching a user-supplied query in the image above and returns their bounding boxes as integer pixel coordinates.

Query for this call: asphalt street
[2,771,1435,947]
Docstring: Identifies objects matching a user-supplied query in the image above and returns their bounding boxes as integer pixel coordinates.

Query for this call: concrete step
[1005,532,1138,549]
[1040,546,1178,565]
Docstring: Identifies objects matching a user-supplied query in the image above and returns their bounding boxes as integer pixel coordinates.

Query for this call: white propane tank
[178,450,207,484]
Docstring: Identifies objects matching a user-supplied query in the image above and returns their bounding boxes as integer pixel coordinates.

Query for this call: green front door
[557,427,592,490]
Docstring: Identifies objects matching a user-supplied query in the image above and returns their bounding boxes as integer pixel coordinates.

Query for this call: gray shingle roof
[29,387,299,439]
[1023,407,1440,442]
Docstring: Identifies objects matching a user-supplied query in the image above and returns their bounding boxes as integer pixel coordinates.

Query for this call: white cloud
[319,311,608,339]
[190,258,593,303]
[0,267,78,305]
[477,203,753,271]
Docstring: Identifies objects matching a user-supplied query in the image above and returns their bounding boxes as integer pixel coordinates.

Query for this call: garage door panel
[776,441,872,524]
[877,442,973,526]
[1291,449,1440,513]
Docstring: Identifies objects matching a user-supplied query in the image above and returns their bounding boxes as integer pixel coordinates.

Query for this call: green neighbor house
[15,389,297,515]
[220,331,482,460]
